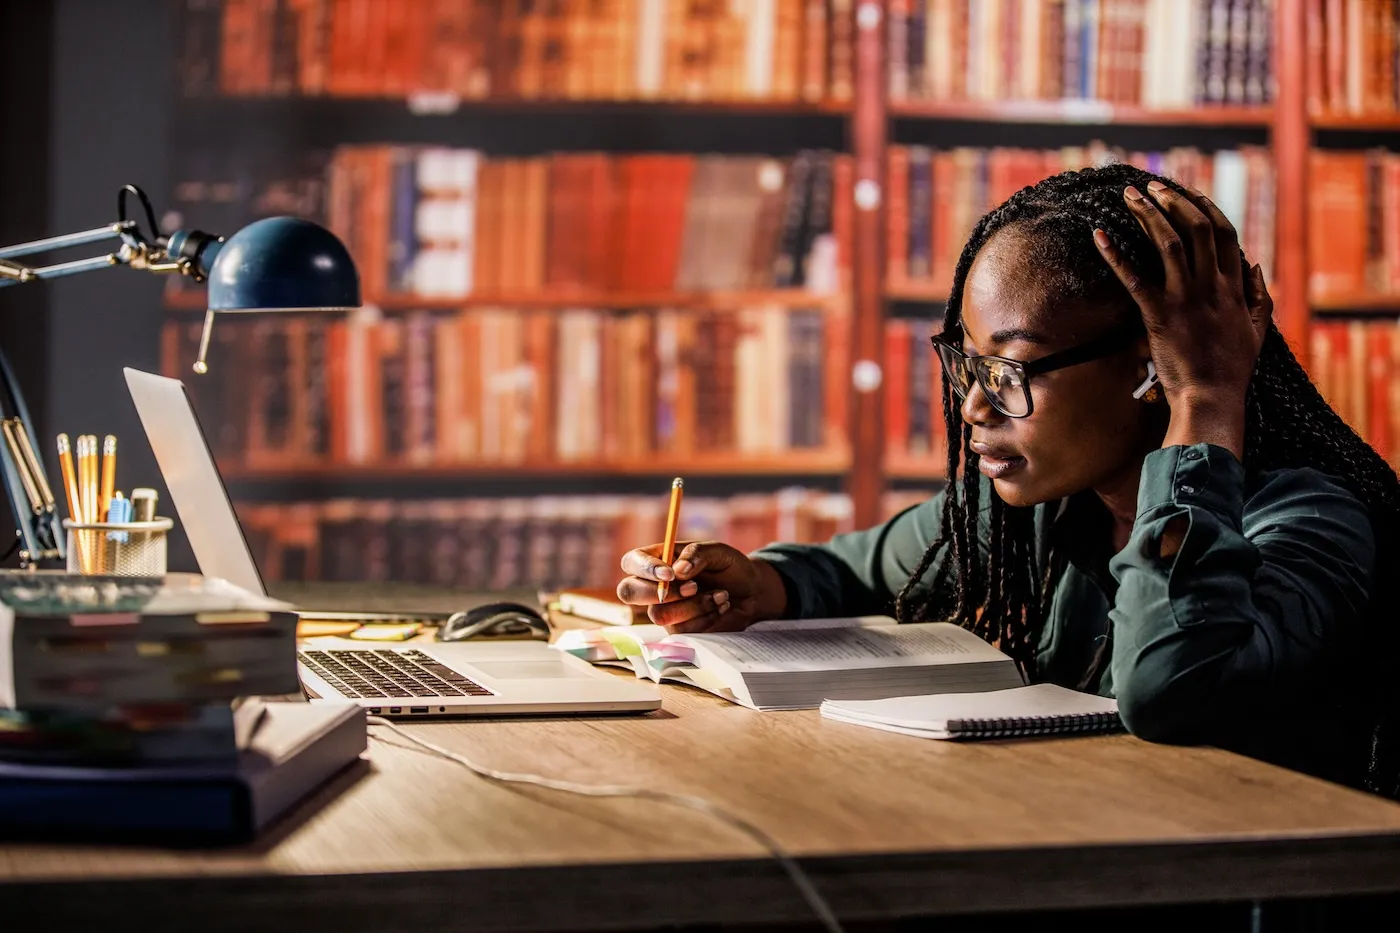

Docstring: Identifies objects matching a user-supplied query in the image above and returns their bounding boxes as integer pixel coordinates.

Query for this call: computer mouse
[436,602,551,642]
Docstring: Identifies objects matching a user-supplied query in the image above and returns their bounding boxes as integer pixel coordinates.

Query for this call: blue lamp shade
[205,217,360,312]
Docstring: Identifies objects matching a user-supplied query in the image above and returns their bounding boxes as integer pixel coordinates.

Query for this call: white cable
[365,716,843,933]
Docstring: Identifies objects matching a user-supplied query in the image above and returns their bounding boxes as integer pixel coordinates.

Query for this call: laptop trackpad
[468,661,595,680]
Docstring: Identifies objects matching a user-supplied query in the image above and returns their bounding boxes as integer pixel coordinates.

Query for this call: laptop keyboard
[298,648,495,699]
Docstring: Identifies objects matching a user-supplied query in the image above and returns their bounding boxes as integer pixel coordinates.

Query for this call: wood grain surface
[5,682,1400,930]
[4,583,1400,930]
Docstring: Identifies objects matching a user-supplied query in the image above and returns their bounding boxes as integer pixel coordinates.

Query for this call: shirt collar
[1048,490,1117,588]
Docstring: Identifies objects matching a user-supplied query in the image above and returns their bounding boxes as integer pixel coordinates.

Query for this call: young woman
[615,163,1400,794]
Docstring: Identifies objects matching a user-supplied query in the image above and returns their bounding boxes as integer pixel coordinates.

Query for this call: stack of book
[0,573,364,843]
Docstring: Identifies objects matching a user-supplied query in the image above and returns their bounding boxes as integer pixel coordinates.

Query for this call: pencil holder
[62,517,173,578]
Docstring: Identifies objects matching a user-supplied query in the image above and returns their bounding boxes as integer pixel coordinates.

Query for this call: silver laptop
[123,367,661,718]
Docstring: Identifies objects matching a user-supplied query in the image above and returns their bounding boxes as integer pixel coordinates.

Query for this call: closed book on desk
[553,617,1026,711]
[821,683,1123,740]
[0,701,366,844]
[554,587,648,627]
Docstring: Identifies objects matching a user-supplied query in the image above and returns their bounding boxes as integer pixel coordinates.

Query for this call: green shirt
[753,444,1378,785]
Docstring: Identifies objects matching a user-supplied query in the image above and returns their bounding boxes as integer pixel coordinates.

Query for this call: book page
[748,615,897,631]
[680,622,1013,672]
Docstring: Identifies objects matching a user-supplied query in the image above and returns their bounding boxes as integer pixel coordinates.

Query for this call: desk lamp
[0,183,359,566]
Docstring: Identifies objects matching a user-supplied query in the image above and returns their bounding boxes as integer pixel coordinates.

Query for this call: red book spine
[887,146,911,286]
[884,320,911,457]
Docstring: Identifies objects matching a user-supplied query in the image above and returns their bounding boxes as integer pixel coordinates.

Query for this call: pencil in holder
[63,517,173,578]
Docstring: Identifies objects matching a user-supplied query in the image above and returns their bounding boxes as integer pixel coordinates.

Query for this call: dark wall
[0,1,55,565]
[48,0,195,571]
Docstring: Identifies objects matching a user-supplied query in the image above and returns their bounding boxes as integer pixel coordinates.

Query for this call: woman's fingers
[1121,185,1189,292]
[648,589,731,630]
[1093,227,1158,314]
[617,575,697,605]
[619,540,734,583]
[1178,185,1244,287]
[620,544,684,582]
[1143,180,1217,283]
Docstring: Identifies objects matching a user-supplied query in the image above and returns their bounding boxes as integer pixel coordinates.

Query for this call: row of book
[887,143,1278,294]
[887,0,1274,108]
[235,488,863,591]
[235,487,947,592]
[179,0,854,104]
[1312,319,1400,470]
[1310,149,1400,300]
[163,306,849,470]
[166,147,850,301]
[1306,0,1400,116]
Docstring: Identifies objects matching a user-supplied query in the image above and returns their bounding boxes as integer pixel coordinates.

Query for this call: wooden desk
[3,586,1400,930]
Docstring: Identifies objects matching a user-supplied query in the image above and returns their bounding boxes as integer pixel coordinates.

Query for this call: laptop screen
[123,367,269,597]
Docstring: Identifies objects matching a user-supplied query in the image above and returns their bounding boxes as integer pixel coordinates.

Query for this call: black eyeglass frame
[931,327,1144,418]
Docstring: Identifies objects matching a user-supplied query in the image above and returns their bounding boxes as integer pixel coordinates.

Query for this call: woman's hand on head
[1092,180,1273,459]
[615,541,788,634]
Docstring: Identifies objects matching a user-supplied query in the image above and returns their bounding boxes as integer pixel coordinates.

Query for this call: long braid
[891,164,1400,790]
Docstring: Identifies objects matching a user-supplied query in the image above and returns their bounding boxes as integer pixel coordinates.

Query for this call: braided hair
[892,163,1400,793]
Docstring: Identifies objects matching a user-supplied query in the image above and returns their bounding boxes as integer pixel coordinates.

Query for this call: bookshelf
[167,0,1379,590]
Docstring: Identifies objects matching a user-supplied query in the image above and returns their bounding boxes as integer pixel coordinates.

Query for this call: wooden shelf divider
[884,456,948,482]
[219,451,854,483]
[1311,293,1400,313]
[166,289,849,313]
[1310,112,1400,131]
[885,284,949,304]
[889,100,1274,127]
[181,93,854,118]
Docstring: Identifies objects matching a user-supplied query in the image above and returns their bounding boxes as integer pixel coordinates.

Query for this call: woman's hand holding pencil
[616,478,791,634]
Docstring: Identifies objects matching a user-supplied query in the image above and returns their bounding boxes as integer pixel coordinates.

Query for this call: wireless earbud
[1132,360,1159,400]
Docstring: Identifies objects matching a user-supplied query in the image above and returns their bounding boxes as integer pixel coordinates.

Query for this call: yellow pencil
[657,477,684,603]
[78,436,98,571]
[56,434,81,525]
[57,434,89,573]
[99,435,117,520]
[78,435,96,524]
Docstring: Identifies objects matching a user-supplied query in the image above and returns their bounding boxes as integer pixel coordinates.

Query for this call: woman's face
[955,227,1161,508]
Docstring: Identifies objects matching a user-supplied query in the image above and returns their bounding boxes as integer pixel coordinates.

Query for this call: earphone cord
[365,717,844,933]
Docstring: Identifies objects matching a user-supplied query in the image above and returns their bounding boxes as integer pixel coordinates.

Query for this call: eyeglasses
[931,328,1142,418]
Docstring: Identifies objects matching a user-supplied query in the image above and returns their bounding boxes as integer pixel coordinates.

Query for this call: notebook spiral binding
[948,712,1125,740]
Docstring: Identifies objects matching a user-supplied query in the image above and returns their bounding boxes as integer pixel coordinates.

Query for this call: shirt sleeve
[750,490,957,619]
[1107,443,1375,744]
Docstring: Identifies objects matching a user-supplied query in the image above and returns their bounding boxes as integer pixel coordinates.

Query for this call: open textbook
[551,616,1026,711]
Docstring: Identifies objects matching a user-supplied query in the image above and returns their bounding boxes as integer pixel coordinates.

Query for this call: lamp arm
[0,222,138,287]
[0,222,136,261]
[0,218,208,289]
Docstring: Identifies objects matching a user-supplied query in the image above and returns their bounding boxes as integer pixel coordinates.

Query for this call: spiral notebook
[820,683,1123,740]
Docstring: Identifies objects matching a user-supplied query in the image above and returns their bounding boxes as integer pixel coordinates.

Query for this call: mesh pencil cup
[63,517,173,578]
